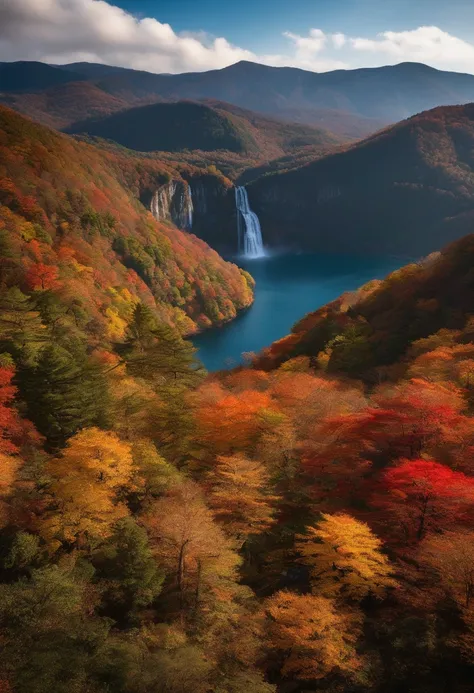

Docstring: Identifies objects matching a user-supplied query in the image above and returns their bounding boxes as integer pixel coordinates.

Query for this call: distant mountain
[0,81,130,129]
[57,62,135,79]
[247,103,474,255]
[4,59,474,140]
[66,99,342,158]
[271,107,388,139]
[0,61,83,92]
[87,59,474,124]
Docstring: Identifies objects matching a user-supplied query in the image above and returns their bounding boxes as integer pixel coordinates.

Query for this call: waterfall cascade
[235,186,265,258]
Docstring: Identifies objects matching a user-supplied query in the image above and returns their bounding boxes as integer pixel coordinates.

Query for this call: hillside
[0,61,83,92]
[255,232,474,377]
[0,81,132,130]
[67,99,342,159]
[247,103,474,254]
[3,190,474,693]
[4,59,474,140]
[0,105,254,340]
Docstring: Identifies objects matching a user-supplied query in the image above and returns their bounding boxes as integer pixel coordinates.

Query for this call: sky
[1,0,474,75]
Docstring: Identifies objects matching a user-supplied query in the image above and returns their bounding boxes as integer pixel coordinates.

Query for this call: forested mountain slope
[66,99,342,158]
[248,103,474,254]
[255,232,474,376]
[2,210,474,691]
[0,105,254,339]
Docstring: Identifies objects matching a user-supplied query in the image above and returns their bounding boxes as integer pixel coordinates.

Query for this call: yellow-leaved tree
[297,513,397,600]
[209,454,277,544]
[41,427,133,549]
[0,452,20,529]
[264,590,362,681]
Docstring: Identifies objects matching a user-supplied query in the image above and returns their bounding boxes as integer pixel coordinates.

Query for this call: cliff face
[150,180,193,230]
[188,175,237,255]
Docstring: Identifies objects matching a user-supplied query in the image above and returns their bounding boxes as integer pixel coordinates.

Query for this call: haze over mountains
[3,58,474,137]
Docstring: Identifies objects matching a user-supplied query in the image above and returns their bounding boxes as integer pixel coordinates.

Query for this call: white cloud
[0,1,474,76]
[350,26,474,73]
[332,33,347,49]
[0,0,255,73]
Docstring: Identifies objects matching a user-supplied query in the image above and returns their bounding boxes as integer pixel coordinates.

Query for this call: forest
[248,103,474,254]
[1,101,474,693]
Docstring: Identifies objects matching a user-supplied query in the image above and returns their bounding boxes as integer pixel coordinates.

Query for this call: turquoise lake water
[193,253,406,371]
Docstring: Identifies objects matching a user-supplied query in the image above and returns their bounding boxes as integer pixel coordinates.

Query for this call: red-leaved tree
[375,459,474,542]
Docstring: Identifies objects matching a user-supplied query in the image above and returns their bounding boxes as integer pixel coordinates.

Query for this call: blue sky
[1,0,474,75]
[112,0,474,52]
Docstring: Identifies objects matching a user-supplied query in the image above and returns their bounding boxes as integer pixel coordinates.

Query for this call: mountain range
[4,59,474,137]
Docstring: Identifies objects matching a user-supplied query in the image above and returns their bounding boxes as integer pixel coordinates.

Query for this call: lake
[193,253,406,371]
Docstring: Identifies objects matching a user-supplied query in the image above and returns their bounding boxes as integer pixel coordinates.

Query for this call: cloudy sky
[1,0,474,75]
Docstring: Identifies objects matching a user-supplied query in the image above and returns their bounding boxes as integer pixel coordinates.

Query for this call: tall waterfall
[235,186,265,258]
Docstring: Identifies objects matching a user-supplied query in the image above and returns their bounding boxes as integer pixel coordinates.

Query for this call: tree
[264,590,362,681]
[0,288,44,354]
[124,303,204,388]
[93,517,164,622]
[25,263,59,291]
[0,564,109,693]
[209,454,276,544]
[0,452,21,529]
[19,343,109,450]
[132,439,181,506]
[196,387,275,455]
[377,459,474,541]
[0,365,37,454]
[145,481,238,607]
[41,428,133,548]
[297,513,397,601]
[420,531,474,610]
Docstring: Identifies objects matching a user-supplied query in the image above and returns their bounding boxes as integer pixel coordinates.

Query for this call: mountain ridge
[246,101,474,255]
[3,59,474,138]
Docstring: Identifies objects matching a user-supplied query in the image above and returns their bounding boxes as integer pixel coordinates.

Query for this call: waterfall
[235,186,265,258]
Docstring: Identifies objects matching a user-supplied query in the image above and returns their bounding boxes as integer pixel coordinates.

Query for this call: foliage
[40,428,134,548]
[264,590,362,681]
[297,513,397,600]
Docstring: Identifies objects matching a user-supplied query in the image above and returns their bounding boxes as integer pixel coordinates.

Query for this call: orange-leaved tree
[297,513,397,601]
[264,590,362,681]
[209,453,277,544]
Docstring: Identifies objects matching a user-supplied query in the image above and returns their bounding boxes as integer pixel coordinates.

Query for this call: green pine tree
[124,303,205,389]
[0,287,45,360]
[93,517,164,624]
[18,342,109,451]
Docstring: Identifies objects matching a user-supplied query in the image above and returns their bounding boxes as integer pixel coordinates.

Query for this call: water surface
[193,253,405,371]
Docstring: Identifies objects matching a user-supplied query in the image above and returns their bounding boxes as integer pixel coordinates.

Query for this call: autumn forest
[2,39,474,693]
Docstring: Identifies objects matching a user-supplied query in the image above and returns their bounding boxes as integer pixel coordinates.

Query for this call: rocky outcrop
[150,180,193,230]
[187,175,236,254]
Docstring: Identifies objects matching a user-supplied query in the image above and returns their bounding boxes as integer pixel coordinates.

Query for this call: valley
[2,38,474,693]
[193,252,404,370]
